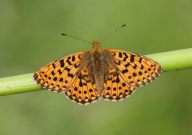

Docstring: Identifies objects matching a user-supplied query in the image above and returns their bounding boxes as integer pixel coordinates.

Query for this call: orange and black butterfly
[34,25,162,105]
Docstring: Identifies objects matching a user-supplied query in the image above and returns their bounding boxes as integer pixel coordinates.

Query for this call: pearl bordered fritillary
[34,30,161,105]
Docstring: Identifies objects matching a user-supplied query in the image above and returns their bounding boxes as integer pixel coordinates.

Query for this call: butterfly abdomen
[90,49,107,92]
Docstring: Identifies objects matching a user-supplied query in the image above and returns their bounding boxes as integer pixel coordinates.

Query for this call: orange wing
[34,51,89,92]
[34,51,99,105]
[102,69,135,100]
[102,49,162,101]
[65,66,99,105]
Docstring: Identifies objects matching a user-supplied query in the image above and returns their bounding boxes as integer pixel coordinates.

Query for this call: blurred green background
[0,0,192,135]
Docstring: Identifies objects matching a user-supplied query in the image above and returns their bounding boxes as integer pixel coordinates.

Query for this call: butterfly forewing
[34,51,89,91]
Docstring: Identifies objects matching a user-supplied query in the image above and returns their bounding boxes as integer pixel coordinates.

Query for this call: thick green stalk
[0,73,40,96]
[146,48,192,71]
[0,48,192,96]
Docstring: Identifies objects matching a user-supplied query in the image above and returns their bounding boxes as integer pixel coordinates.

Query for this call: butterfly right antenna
[100,24,127,43]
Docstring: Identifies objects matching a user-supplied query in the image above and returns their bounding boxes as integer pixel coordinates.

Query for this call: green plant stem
[0,48,192,96]
[0,73,40,96]
[146,48,192,71]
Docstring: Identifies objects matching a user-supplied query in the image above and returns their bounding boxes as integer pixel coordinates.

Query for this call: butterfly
[34,39,162,105]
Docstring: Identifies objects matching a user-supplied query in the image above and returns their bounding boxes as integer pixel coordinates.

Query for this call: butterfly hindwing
[65,67,99,105]
[102,70,135,100]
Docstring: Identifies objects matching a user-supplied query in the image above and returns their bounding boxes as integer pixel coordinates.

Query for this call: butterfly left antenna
[61,33,92,45]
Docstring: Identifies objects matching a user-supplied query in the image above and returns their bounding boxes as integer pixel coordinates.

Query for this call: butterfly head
[92,40,100,49]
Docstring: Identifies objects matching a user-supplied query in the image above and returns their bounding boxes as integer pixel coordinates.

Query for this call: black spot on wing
[123,53,128,61]
[66,56,72,65]
[65,67,70,72]
[52,63,56,68]
[60,59,65,67]
[58,69,62,75]
[122,69,128,74]
[59,78,63,82]
[139,57,142,63]
[72,56,75,62]
[130,55,135,63]
[119,52,123,58]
